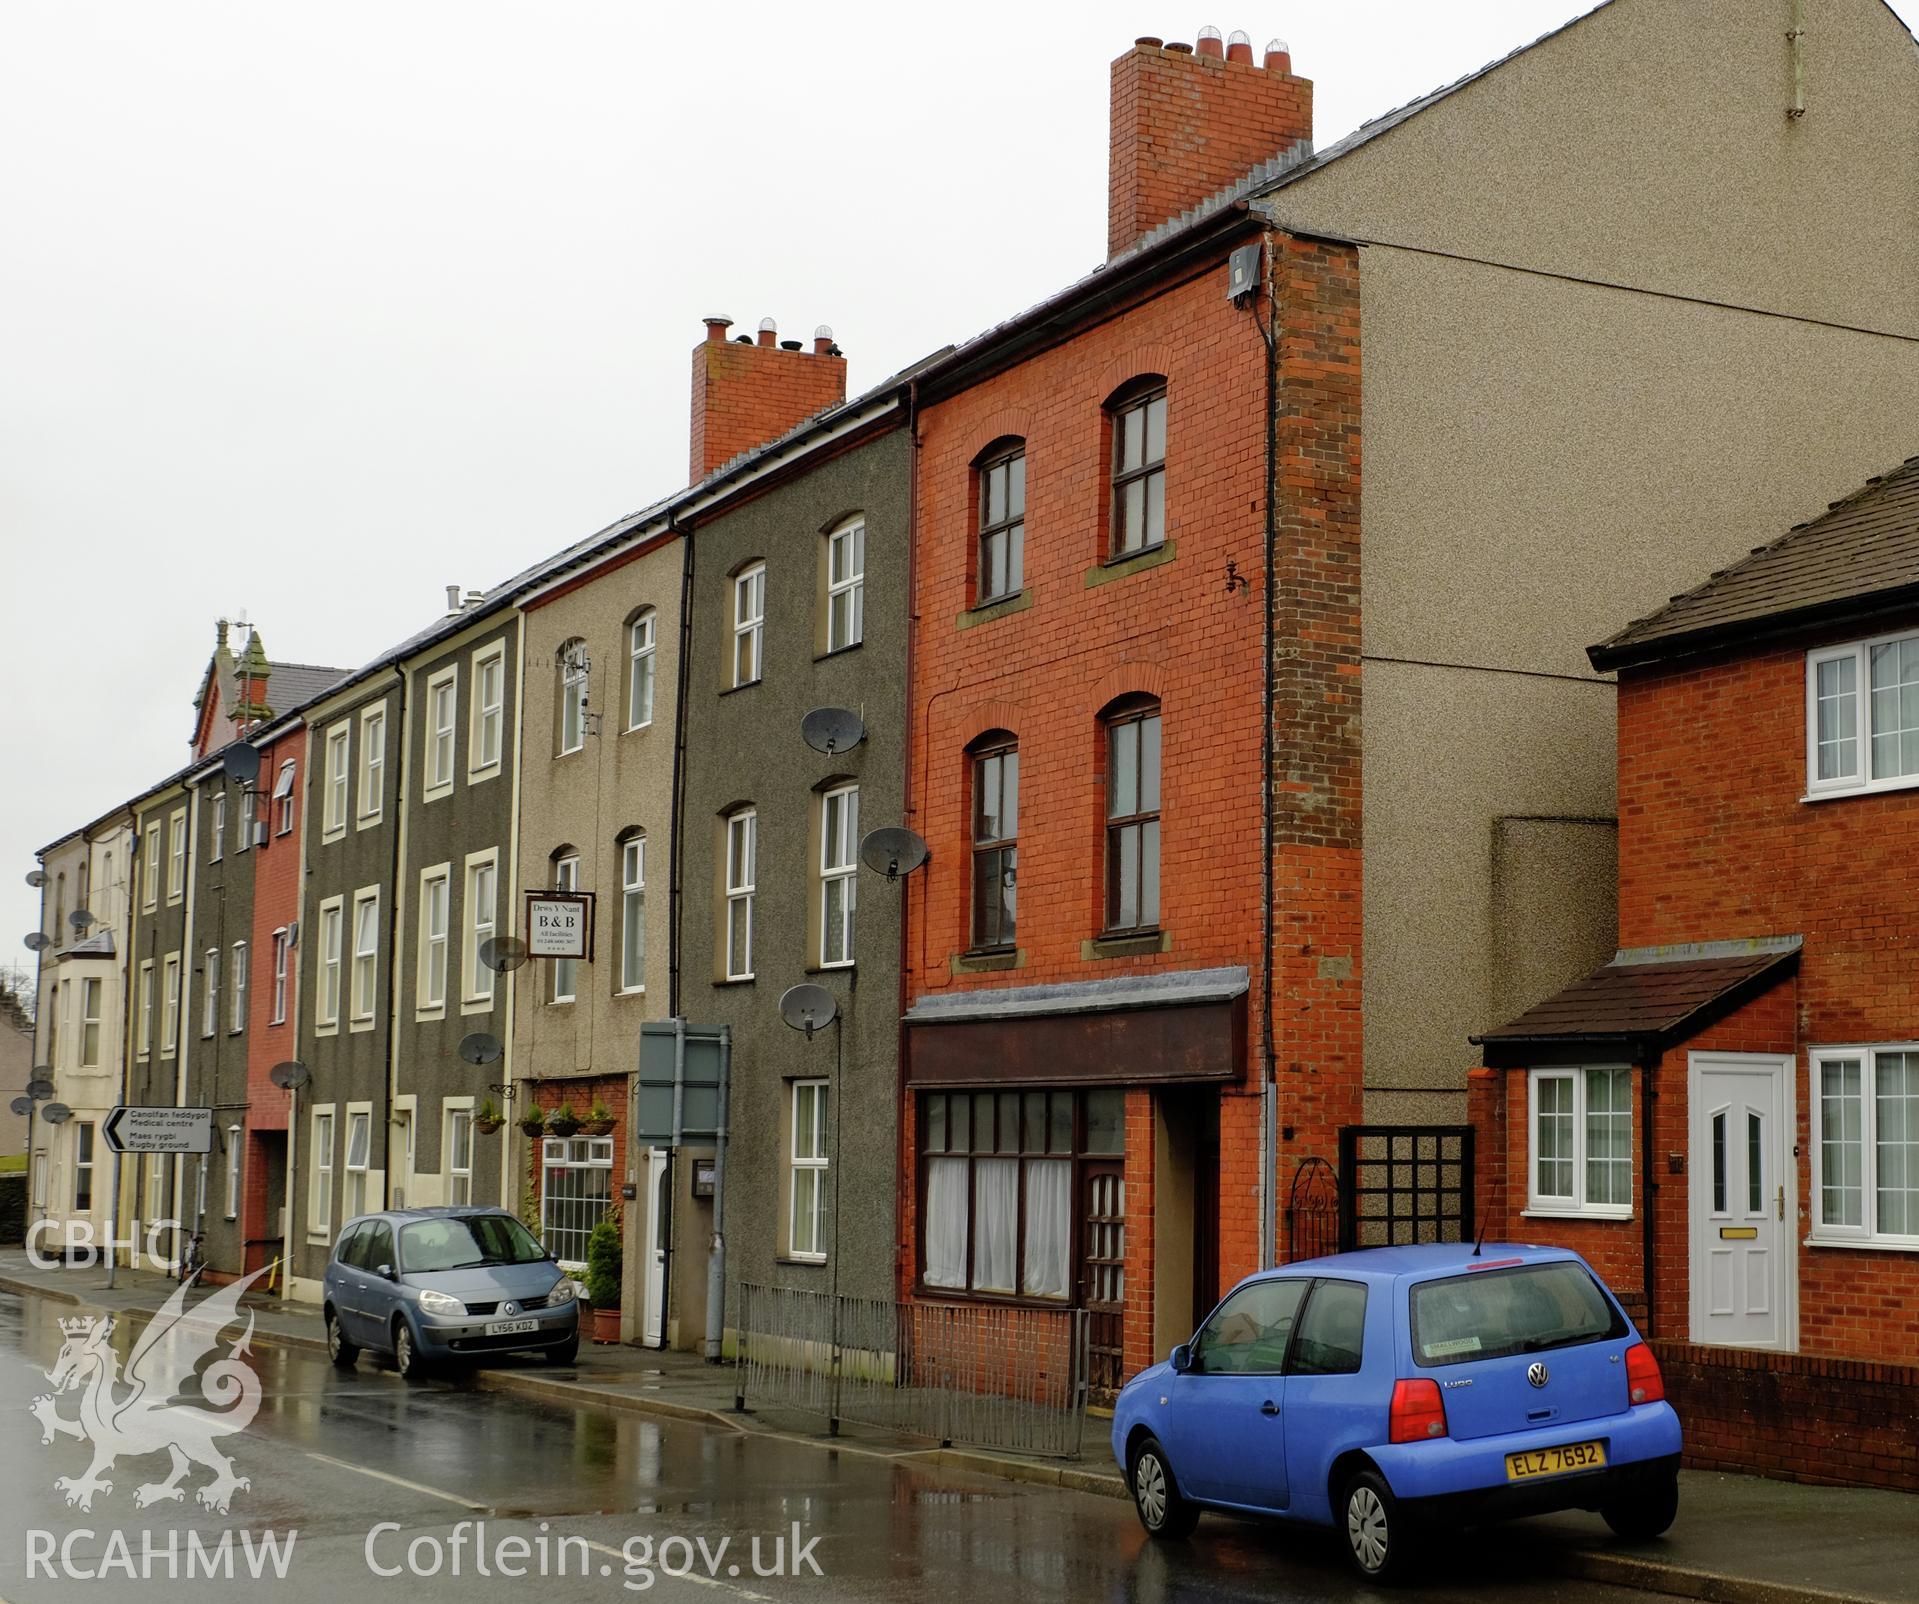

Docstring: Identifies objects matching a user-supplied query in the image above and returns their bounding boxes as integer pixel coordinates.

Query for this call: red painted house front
[1471,459,1919,1488]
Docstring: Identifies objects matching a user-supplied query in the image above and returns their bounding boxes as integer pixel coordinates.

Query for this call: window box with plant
[474,1098,505,1136]
[579,1101,615,1138]
[585,1212,622,1344]
[548,1103,582,1139]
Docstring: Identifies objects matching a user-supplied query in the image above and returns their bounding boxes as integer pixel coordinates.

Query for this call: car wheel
[1341,1468,1415,1583]
[544,1335,580,1366]
[325,1309,358,1368]
[1601,1473,1679,1541]
[392,1318,427,1381]
[1130,1435,1200,1540]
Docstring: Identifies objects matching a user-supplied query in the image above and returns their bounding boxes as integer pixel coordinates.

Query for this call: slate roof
[264,661,351,709]
[1591,455,1919,671]
[1471,942,1799,1065]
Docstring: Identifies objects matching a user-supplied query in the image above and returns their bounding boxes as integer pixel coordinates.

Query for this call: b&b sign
[525,892,591,959]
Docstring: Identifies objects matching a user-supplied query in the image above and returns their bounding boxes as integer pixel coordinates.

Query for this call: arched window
[732,564,765,687]
[549,845,581,1002]
[616,827,646,994]
[556,638,588,755]
[975,439,1026,604]
[626,610,656,731]
[1107,378,1167,558]
[722,807,757,979]
[968,733,1019,950]
[825,517,864,652]
[1102,696,1162,933]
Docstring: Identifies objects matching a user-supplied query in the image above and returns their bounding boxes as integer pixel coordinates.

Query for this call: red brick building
[899,33,1363,1393]
[1471,459,1919,1487]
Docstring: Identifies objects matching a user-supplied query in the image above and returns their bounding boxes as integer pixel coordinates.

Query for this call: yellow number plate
[1505,1440,1607,1481]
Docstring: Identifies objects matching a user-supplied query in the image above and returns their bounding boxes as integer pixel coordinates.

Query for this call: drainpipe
[106,810,134,1287]
[1639,1048,1657,1335]
[667,515,691,1020]
[897,379,921,1298]
[379,665,407,1209]
[180,787,203,1273]
[1256,228,1281,1268]
[703,1024,731,1361]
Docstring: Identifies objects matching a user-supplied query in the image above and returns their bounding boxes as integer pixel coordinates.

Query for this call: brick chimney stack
[1107,26,1313,259]
[689,315,848,483]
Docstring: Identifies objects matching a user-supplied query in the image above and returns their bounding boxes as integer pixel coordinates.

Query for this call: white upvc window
[471,643,505,775]
[316,897,344,1030]
[272,759,297,835]
[558,639,588,755]
[211,791,226,863]
[821,784,858,968]
[788,1080,829,1261]
[72,1122,95,1213]
[79,977,102,1067]
[230,940,247,1032]
[271,928,291,1024]
[620,835,646,994]
[724,809,756,980]
[426,668,457,796]
[550,854,580,1004]
[142,821,160,910]
[357,706,386,824]
[136,960,154,1057]
[344,1110,372,1218]
[350,887,379,1024]
[732,565,765,687]
[1527,1066,1633,1218]
[826,518,864,652]
[167,810,187,902]
[418,865,450,1012]
[309,1107,335,1235]
[237,786,255,852]
[627,613,656,730]
[160,952,181,1057]
[323,724,350,838]
[146,1152,170,1230]
[446,1107,474,1205]
[541,1136,614,1265]
[1807,630,1919,798]
[464,850,498,1007]
[225,1125,243,1219]
[1810,1045,1919,1247]
[202,948,220,1038]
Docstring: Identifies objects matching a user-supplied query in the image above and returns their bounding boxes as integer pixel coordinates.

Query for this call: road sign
[102,1105,214,1155]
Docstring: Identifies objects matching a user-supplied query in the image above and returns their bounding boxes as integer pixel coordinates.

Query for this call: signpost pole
[104,1143,123,1290]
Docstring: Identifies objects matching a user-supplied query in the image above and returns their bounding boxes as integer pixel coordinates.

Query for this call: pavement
[3,1251,1914,1604]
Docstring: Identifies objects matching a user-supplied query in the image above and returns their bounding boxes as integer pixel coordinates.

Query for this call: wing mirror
[1169,1342,1193,1374]
[376,1263,396,1281]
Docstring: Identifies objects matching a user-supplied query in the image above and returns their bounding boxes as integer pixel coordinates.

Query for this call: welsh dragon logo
[29,1263,274,1514]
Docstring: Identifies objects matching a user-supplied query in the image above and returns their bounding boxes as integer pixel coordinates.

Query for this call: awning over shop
[1470,938,1800,1068]
[905,966,1249,1087]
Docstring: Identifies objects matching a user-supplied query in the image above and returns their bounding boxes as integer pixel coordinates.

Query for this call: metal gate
[1080,1161,1126,1399]
[1284,1155,1340,1263]
[1338,1125,1474,1251]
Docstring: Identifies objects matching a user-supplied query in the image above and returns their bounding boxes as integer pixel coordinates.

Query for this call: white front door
[1689,1052,1794,1349]
[641,1148,669,1347]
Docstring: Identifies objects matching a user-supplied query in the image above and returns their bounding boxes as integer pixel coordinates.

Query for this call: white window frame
[549,854,580,1004]
[236,785,255,852]
[316,896,344,1032]
[417,864,450,1014]
[142,821,161,910]
[224,1125,243,1220]
[343,1108,372,1219]
[788,1079,829,1262]
[167,810,187,903]
[357,705,386,826]
[1809,1043,1919,1249]
[1525,1065,1633,1220]
[540,1135,614,1267]
[349,887,379,1027]
[445,1102,475,1206]
[732,565,765,688]
[425,668,458,798]
[201,947,220,1039]
[820,784,858,968]
[271,928,291,1025]
[724,809,756,981]
[470,642,505,778]
[72,1122,95,1214]
[323,724,350,840]
[826,518,864,653]
[79,977,102,1067]
[463,848,499,1011]
[308,1106,335,1238]
[627,613,656,731]
[558,640,588,756]
[136,959,154,1058]
[211,790,226,863]
[230,939,247,1033]
[272,758,297,835]
[1806,629,1919,800]
[620,835,646,994]
[160,952,181,1058]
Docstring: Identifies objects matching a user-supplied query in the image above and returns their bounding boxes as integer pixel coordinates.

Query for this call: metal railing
[735,1283,1089,1457]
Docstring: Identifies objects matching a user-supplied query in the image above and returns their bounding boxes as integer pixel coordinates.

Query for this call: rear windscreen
[1410,1262,1626,1367]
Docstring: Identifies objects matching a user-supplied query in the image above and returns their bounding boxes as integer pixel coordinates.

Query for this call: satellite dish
[24,869,47,888]
[859,827,930,880]
[27,1075,54,1099]
[778,982,839,1040]
[480,936,529,973]
[41,1103,73,1125]
[269,1060,311,1090]
[458,1031,503,1065]
[222,744,262,786]
[68,909,95,932]
[801,707,866,755]
[23,932,51,952]
[8,1096,29,1117]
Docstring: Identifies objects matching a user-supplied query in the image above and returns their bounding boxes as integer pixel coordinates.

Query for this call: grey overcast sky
[4,0,1916,962]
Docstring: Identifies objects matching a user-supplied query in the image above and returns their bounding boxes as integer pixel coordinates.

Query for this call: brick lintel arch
[1089,661,1169,716]
[1093,344,1177,407]
[965,406,1038,455]
[958,699,1028,750]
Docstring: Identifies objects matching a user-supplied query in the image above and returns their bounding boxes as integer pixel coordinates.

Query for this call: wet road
[0,1289,1649,1603]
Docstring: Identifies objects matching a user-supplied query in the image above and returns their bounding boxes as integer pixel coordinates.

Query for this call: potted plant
[474,1097,504,1135]
[518,1106,548,1139]
[548,1102,582,1139]
[579,1100,615,1137]
[584,1214,623,1344]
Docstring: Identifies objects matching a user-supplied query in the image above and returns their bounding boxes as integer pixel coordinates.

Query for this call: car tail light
[1389,1378,1448,1443]
[1625,1341,1665,1406]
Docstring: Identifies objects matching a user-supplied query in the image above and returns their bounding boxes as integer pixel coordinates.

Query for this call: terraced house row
[24,0,1919,1440]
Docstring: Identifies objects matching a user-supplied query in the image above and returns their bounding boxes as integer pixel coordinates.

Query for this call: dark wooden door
[1081,1161,1126,1398]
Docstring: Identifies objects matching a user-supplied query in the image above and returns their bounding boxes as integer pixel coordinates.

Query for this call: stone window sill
[1083,930,1170,960]
[957,590,1033,631]
[950,947,1023,976]
[1085,540,1176,589]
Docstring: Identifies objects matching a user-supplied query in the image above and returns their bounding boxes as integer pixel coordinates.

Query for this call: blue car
[1111,1243,1681,1581]
[323,1206,581,1378]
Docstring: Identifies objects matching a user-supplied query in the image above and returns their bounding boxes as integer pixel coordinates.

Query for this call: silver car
[323,1206,581,1378]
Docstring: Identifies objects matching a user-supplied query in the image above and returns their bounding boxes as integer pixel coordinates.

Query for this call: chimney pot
[757,316,778,348]
[445,585,461,613]
[1226,28,1252,63]
[813,323,835,355]
[1263,36,1290,72]
[1134,35,1162,48]
[1166,40,1193,53]
[1196,25,1224,59]
[780,339,802,351]
[703,316,732,344]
